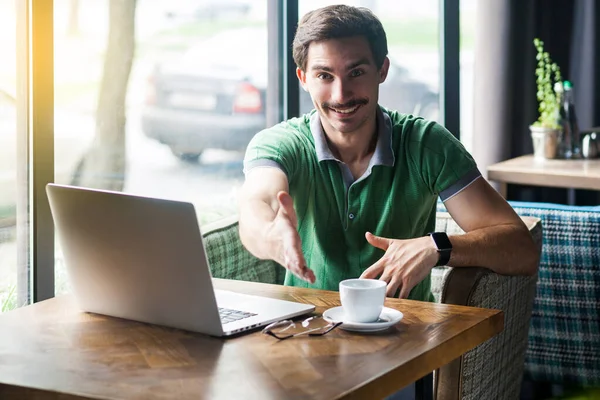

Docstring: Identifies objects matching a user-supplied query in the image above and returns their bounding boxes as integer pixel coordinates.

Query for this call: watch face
[431,232,452,251]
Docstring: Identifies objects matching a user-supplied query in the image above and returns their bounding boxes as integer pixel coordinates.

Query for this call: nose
[330,77,353,105]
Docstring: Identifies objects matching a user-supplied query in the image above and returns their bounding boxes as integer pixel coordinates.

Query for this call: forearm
[447,223,539,275]
[239,199,279,261]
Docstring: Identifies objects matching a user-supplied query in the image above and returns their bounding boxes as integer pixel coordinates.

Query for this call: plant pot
[530,126,560,159]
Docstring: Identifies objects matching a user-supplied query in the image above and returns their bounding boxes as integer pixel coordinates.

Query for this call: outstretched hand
[359,232,438,298]
[269,191,315,284]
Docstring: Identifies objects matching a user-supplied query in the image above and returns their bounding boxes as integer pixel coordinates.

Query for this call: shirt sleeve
[243,121,302,179]
[407,118,481,202]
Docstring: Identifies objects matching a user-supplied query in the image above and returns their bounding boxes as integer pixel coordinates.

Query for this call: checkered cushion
[202,216,285,285]
[437,200,600,386]
[509,202,600,386]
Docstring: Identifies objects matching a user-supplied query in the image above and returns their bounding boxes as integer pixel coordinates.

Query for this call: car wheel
[171,149,202,163]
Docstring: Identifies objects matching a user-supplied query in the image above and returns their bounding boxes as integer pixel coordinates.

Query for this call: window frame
[441,0,461,139]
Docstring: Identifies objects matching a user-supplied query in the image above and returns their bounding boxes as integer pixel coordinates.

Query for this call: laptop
[46,183,315,337]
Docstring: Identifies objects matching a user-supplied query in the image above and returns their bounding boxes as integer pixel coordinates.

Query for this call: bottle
[561,81,581,158]
[554,82,567,158]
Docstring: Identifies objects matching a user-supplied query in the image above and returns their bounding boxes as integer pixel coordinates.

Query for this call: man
[238,5,538,302]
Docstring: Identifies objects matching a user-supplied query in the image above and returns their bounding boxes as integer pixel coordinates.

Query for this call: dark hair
[292,5,388,71]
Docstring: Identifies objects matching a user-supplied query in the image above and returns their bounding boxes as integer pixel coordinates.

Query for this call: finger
[365,232,390,251]
[360,258,386,279]
[286,257,315,284]
[285,259,309,281]
[282,230,315,284]
[288,252,315,283]
[277,191,298,228]
[302,267,316,284]
[398,283,412,299]
[282,230,303,265]
[379,268,394,284]
[283,250,306,280]
[386,276,402,298]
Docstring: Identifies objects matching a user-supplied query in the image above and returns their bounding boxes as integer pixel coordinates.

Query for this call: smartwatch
[428,232,453,266]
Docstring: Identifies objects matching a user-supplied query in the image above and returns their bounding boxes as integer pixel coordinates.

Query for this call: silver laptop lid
[46,183,224,336]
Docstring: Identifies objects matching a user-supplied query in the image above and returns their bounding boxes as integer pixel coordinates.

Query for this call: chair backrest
[509,201,600,386]
[202,215,285,285]
[433,213,542,400]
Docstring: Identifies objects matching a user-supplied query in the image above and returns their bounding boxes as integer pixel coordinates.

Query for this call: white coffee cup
[339,279,386,323]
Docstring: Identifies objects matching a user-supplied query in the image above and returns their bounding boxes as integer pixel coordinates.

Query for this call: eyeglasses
[262,316,342,340]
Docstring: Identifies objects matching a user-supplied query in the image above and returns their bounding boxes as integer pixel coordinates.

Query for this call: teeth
[331,105,359,114]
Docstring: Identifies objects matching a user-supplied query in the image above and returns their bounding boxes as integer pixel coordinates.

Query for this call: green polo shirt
[243,107,480,301]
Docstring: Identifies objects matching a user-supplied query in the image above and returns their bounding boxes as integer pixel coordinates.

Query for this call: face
[297,36,389,137]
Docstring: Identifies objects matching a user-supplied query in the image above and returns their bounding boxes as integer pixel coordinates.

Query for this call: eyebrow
[310,58,372,72]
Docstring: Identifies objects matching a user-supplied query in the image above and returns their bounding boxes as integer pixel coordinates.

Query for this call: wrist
[423,236,440,268]
[428,232,453,266]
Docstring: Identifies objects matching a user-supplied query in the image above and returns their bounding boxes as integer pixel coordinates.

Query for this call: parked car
[141,27,439,162]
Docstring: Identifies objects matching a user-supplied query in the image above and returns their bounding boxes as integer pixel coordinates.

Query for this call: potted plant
[530,38,562,159]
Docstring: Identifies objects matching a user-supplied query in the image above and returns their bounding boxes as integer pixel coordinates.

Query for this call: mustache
[322,98,369,109]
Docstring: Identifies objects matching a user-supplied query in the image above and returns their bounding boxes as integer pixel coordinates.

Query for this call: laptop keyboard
[218,307,257,325]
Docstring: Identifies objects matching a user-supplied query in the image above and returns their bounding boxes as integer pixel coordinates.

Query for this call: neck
[322,117,378,164]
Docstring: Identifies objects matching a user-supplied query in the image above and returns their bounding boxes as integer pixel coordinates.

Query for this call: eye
[350,69,364,77]
[317,73,333,80]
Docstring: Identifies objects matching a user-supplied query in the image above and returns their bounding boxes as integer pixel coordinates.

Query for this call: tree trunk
[71,0,137,191]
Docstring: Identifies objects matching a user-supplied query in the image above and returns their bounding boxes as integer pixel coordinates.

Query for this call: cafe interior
[0,0,598,399]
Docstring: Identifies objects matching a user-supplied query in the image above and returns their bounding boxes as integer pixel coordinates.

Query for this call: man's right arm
[238,167,315,283]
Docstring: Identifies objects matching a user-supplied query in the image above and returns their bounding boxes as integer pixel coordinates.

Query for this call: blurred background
[0,0,477,303]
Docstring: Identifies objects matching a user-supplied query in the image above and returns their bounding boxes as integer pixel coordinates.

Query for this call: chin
[330,120,364,135]
[335,112,369,131]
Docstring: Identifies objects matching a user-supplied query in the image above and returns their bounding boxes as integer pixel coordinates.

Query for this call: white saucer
[322,306,404,332]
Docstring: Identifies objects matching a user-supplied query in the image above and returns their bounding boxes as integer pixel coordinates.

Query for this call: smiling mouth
[329,104,361,115]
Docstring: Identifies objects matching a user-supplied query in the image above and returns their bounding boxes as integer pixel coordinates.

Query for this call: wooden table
[487,154,600,198]
[0,279,503,400]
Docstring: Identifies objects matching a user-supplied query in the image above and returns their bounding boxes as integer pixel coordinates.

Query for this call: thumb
[366,231,390,251]
[277,191,298,227]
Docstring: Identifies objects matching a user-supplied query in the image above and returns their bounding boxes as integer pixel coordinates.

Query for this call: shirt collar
[309,106,395,167]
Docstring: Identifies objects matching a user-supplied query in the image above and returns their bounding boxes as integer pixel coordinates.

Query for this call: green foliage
[1,284,16,313]
[532,38,562,129]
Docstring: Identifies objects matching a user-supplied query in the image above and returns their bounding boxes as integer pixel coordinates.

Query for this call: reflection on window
[53,0,270,294]
[0,0,26,312]
[298,0,440,122]
[0,86,18,312]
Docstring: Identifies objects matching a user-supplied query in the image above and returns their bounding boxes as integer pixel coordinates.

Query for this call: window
[53,0,271,294]
[0,0,29,312]
[460,0,476,152]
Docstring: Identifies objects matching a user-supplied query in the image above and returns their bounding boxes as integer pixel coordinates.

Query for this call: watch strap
[428,232,452,267]
[436,248,451,266]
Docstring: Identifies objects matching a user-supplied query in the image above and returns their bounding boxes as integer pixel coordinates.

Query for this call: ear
[378,57,390,84]
[296,67,309,91]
